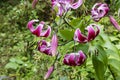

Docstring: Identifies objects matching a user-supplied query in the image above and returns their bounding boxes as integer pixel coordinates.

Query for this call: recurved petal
[38,40,52,55]
[32,21,44,37]
[109,15,120,31]
[40,26,51,37]
[87,24,100,41]
[63,54,70,65]
[71,0,83,9]
[78,50,86,65]
[92,3,102,10]
[57,6,65,16]
[87,25,96,41]
[69,53,76,66]
[51,34,58,56]
[95,25,100,37]
[32,26,42,37]
[74,28,87,43]
[97,4,109,17]
[27,20,39,32]
[39,40,47,46]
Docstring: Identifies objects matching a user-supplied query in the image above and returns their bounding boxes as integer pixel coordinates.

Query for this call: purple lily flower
[109,15,120,31]
[51,0,83,16]
[74,24,100,43]
[32,0,38,9]
[63,50,86,66]
[38,34,58,56]
[91,3,109,22]
[27,20,51,37]
[44,66,54,79]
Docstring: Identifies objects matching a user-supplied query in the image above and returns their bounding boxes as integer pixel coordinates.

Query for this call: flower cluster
[27,1,117,79]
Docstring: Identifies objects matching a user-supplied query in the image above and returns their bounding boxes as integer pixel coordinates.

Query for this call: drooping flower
[74,24,100,43]
[109,15,120,31]
[44,66,54,79]
[32,0,38,9]
[38,34,58,56]
[63,50,86,66]
[27,20,51,37]
[91,3,109,22]
[51,0,83,16]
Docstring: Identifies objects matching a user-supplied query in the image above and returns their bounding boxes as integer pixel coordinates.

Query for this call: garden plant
[0,0,120,80]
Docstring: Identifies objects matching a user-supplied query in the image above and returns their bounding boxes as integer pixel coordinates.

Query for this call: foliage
[0,0,120,80]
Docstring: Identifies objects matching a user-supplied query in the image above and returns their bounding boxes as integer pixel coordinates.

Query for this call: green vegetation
[0,0,120,80]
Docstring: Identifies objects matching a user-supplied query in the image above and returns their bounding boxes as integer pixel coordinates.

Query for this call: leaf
[75,43,89,54]
[59,29,74,40]
[92,56,105,80]
[108,59,120,79]
[106,49,120,61]
[10,57,24,64]
[92,45,108,80]
[60,41,74,54]
[69,18,85,31]
[96,45,108,65]
[5,62,19,70]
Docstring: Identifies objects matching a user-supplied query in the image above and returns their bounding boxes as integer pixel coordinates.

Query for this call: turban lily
[32,0,38,9]
[91,3,109,22]
[74,24,100,43]
[27,20,51,37]
[38,34,58,56]
[51,0,83,16]
[109,15,120,31]
[63,50,86,66]
[44,66,54,79]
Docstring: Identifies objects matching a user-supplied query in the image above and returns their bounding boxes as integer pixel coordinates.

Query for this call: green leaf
[92,45,108,80]
[60,41,74,54]
[59,29,74,40]
[92,56,105,80]
[106,49,120,61]
[5,62,19,70]
[69,18,85,31]
[108,59,120,79]
[96,45,108,65]
[10,57,24,64]
[75,43,89,54]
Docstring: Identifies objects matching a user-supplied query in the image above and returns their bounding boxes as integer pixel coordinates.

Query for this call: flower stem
[53,52,59,66]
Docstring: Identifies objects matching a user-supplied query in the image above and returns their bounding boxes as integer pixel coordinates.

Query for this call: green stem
[52,52,59,66]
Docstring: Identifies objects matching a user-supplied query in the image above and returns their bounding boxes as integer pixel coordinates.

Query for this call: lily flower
[109,15,120,31]
[51,0,83,16]
[74,24,100,43]
[38,34,58,56]
[44,66,54,79]
[91,3,109,22]
[27,20,51,37]
[32,0,38,9]
[63,50,86,66]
